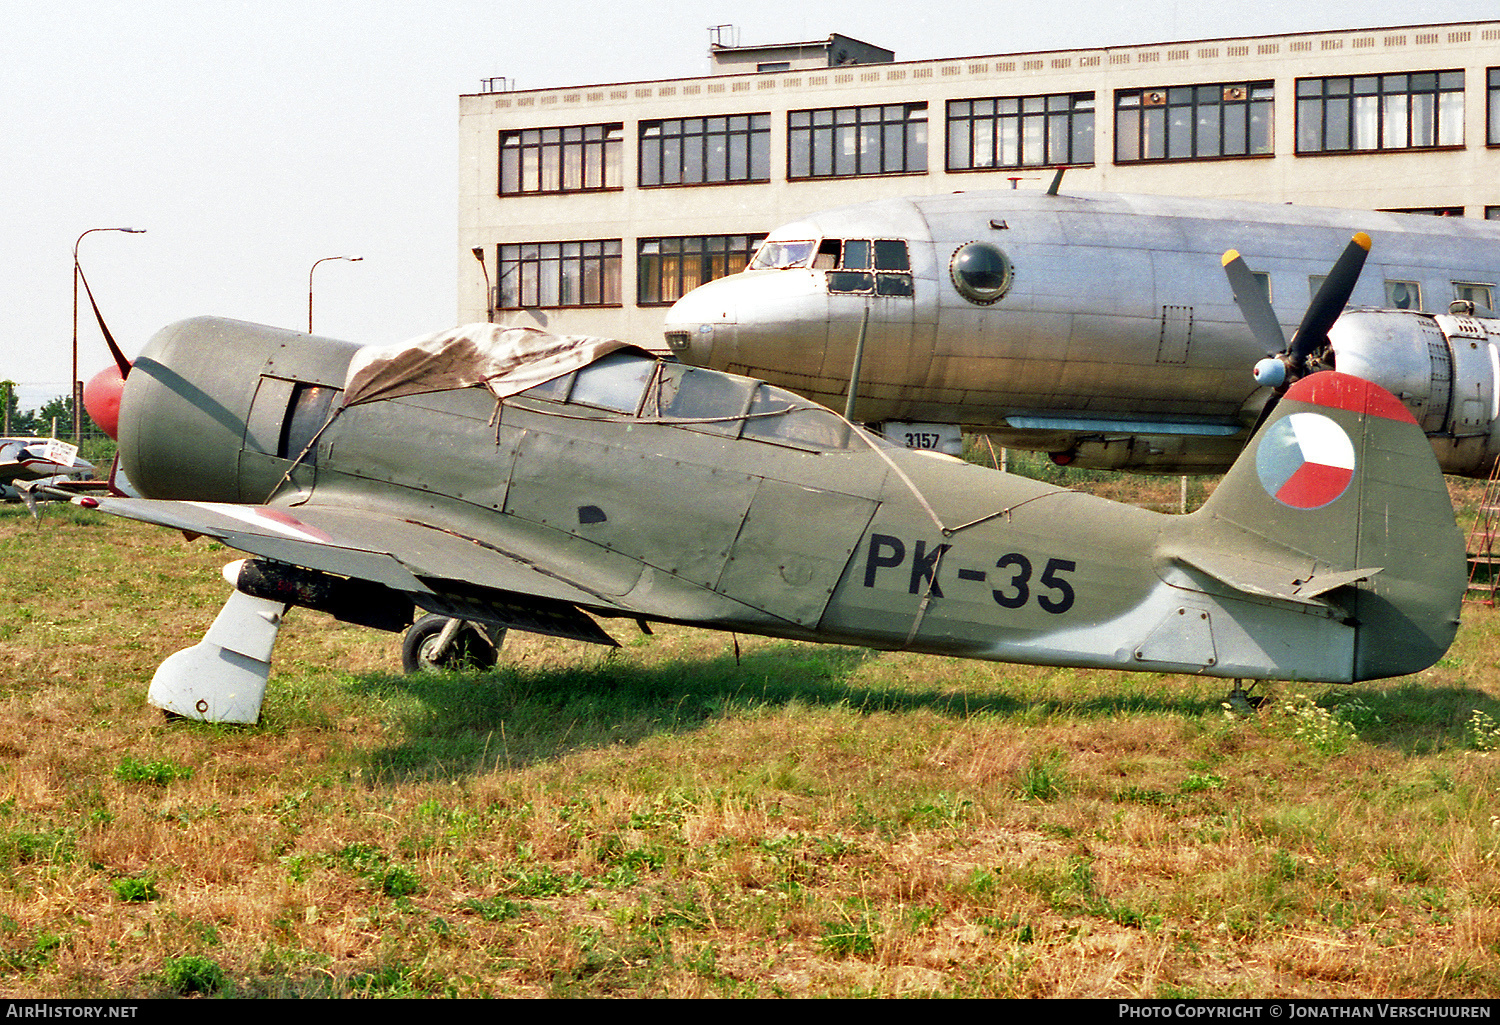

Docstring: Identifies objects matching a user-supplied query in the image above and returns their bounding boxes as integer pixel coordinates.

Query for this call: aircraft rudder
[1203,372,1464,679]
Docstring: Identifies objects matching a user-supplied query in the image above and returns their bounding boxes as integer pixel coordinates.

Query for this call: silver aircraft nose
[663,275,739,366]
[665,268,835,374]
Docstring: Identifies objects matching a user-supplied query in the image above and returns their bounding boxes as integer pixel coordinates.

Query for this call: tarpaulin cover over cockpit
[341,324,653,408]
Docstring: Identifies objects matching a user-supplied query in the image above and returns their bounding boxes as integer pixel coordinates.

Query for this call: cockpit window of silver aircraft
[749,239,818,269]
[749,234,915,296]
[819,238,914,296]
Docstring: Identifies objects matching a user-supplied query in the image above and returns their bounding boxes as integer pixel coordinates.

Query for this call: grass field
[0,497,1498,998]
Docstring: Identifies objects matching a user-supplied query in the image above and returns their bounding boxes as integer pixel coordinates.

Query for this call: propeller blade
[1222,250,1287,354]
[76,261,134,380]
[1288,232,1371,367]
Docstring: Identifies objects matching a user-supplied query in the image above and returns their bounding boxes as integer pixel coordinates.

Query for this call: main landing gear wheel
[402,614,499,673]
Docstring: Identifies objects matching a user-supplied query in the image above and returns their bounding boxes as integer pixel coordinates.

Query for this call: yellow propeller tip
[1221,250,1240,266]
[1353,232,1372,251]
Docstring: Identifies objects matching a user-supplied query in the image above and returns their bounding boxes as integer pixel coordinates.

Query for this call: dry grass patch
[0,507,1498,995]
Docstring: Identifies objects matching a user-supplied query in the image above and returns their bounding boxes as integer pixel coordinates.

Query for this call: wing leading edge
[82,496,623,645]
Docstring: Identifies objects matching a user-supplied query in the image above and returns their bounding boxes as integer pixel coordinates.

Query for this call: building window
[639,115,771,187]
[788,104,928,178]
[947,93,1094,170]
[1382,207,1464,217]
[637,234,766,304]
[1454,282,1495,310]
[1296,72,1463,153]
[1115,82,1272,162]
[1490,68,1500,146]
[499,124,623,194]
[1488,207,1500,220]
[497,241,622,309]
[1385,280,1422,311]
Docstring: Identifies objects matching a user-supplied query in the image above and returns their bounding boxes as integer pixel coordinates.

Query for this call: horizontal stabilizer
[1165,546,1380,607]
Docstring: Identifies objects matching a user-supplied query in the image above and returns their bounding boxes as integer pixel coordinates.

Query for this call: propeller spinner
[1223,233,1371,424]
[83,364,127,441]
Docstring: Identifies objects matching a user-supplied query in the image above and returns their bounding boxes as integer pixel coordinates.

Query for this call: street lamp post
[471,247,493,323]
[73,226,145,444]
[308,255,363,334]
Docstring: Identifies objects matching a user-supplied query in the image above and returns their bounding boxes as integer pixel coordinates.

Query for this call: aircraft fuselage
[663,190,1500,474]
[107,318,1462,693]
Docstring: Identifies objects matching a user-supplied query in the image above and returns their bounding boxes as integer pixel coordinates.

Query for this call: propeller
[75,262,135,442]
[1223,232,1371,427]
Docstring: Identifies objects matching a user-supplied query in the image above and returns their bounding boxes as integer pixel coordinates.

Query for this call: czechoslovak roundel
[1255,412,1356,510]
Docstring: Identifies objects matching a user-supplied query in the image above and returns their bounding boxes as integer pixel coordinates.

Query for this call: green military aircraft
[64,301,1464,724]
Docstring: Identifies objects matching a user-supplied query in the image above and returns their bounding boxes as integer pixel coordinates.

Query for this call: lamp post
[73,226,145,444]
[471,246,493,323]
[308,255,363,334]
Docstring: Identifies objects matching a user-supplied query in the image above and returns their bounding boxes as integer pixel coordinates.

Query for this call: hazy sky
[1,0,1486,407]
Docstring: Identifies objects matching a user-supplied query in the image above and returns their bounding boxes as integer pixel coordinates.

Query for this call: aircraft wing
[80,496,628,643]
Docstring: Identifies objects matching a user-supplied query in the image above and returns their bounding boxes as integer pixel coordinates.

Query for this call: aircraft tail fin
[1189,371,1464,680]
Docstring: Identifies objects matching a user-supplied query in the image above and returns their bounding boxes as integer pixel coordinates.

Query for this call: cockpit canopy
[747,233,913,296]
[520,351,878,453]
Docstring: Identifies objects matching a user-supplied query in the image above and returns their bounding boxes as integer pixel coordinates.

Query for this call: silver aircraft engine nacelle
[1329,309,1500,476]
[117,317,363,503]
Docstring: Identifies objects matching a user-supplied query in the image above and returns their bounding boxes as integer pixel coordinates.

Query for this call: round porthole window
[949,241,1013,305]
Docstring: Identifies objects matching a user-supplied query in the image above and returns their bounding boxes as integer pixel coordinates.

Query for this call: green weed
[819,905,878,958]
[1466,709,1500,752]
[110,876,159,903]
[1018,750,1066,801]
[113,755,192,786]
[161,954,225,995]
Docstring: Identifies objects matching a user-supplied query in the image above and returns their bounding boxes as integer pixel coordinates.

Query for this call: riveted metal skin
[665,190,1500,476]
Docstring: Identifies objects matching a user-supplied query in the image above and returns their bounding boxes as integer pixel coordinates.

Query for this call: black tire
[401,614,498,673]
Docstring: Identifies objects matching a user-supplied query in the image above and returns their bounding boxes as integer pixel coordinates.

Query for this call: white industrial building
[458,20,1500,345]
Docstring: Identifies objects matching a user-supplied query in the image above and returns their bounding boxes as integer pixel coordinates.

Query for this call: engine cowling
[1329,309,1500,477]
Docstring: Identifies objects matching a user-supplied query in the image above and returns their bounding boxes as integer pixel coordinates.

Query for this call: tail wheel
[402,614,498,673]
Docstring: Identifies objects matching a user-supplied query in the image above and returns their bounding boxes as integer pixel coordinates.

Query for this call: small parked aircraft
[1,437,93,502]
[662,188,1500,475]
[57,301,1464,723]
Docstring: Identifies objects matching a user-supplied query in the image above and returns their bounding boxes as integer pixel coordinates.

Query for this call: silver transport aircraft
[663,188,1500,476]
